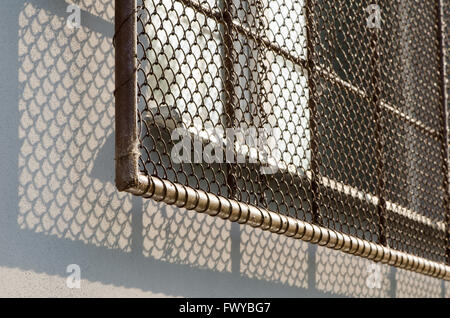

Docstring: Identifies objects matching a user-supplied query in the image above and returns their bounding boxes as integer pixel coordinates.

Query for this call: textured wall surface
[0,0,447,298]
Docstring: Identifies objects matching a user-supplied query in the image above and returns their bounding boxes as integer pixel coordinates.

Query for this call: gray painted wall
[0,0,447,298]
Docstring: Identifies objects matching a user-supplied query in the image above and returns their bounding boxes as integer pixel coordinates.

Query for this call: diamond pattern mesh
[128,0,449,264]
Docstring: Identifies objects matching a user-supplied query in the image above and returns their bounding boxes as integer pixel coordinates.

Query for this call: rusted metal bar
[436,0,450,264]
[115,0,140,192]
[370,1,387,246]
[306,0,321,225]
[222,0,236,199]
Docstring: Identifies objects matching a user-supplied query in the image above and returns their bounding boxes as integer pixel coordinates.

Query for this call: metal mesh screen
[116,0,449,274]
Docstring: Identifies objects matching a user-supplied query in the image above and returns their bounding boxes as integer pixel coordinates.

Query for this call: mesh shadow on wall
[18,0,133,252]
[17,1,238,279]
[15,0,446,297]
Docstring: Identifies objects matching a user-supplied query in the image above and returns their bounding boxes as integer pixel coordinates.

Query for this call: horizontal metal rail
[125,174,450,281]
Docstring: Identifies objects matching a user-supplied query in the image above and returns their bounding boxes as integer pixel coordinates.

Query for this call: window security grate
[115,0,450,279]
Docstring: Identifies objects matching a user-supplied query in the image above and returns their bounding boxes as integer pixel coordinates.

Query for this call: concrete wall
[0,0,447,297]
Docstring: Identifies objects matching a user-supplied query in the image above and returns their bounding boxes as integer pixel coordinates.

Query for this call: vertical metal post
[222,0,240,274]
[223,0,236,198]
[255,0,268,208]
[371,0,387,246]
[436,0,450,264]
[115,0,139,192]
[306,0,321,225]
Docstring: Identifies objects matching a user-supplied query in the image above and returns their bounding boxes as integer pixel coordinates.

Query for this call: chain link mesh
[133,0,449,265]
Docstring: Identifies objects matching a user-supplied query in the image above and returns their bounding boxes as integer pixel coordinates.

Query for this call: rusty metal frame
[369,0,387,247]
[436,0,450,264]
[305,0,321,226]
[114,0,450,280]
[115,0,141,194]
